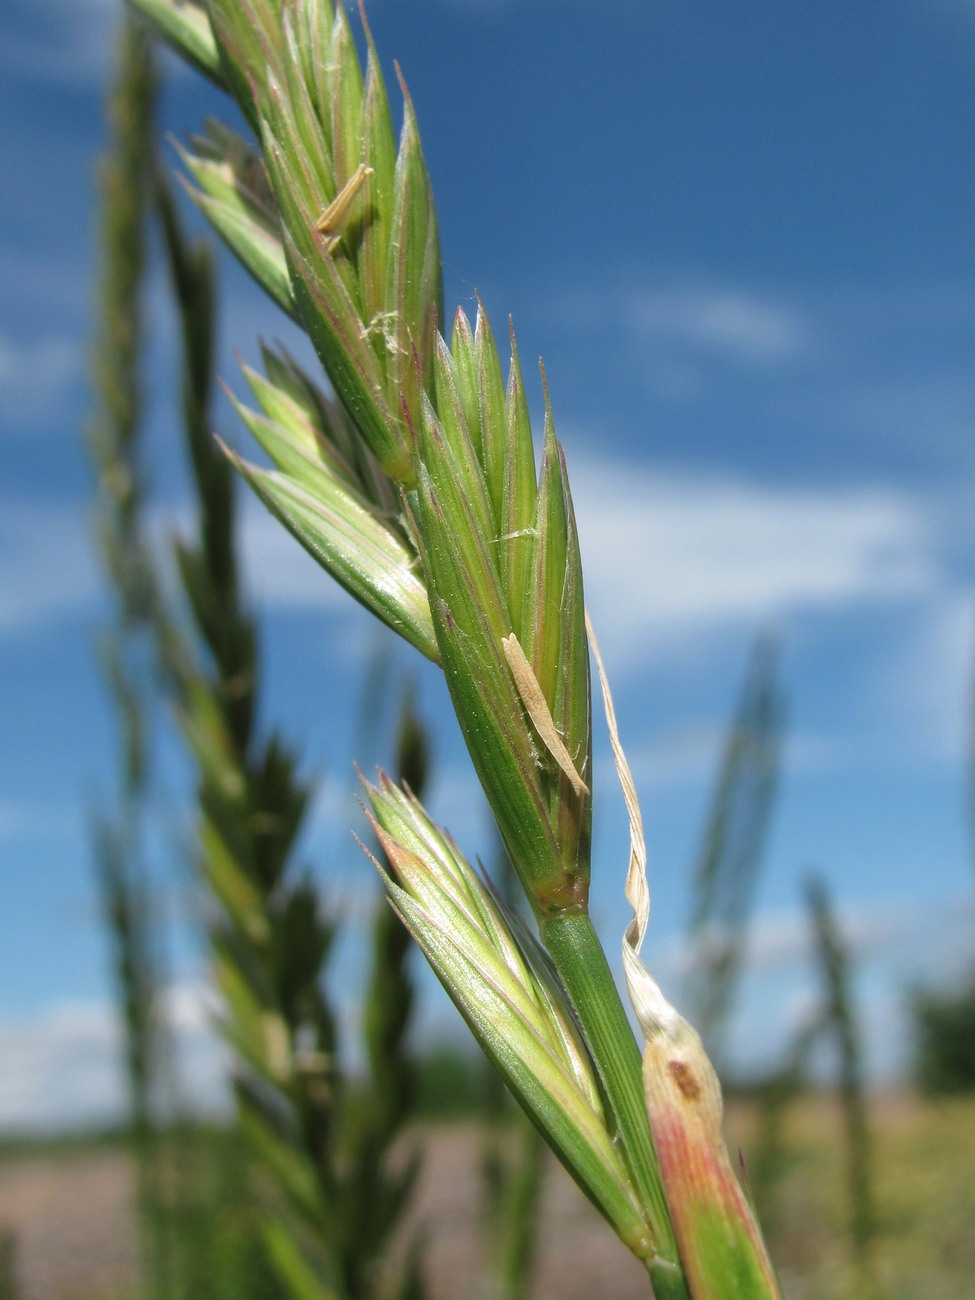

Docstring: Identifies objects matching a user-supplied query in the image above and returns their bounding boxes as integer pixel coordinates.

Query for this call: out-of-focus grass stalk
[87,16,174,1299]
[156,165,424,1298]
[905,627,975,1096]
[0,1228,18,1300]
[969,615,975,868]
[686,635,783,1066]
[678,632,784,1258]
[744,875,873,1265]
[94,825,171,1293]
[156,170,338,1296]
[346,692,428,1300]
[365,692,428,1152]
[742,1038,813,1241]
[805,875,877,1293]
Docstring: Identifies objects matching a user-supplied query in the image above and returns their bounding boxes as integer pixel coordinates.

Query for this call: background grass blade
[87,18,177,1298]
[685,634,783,1067]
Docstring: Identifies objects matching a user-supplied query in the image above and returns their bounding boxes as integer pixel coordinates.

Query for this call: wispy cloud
[653,891,975,1081]
[615,720,731,790]
[0,334,81,429]
[0,797,82,843]
[0,974,386,1129]
[0,248,91,325]
[573,456,932,663]
[920,0,975,34]
[868,588,975,765]
[1,0,118,84]
[0,983,227,1130]
[0,500,99,635]
[0,800,29,840]
[561,274,975,465]
[629,286,809,368]
[0,482,380,642]
[654,897,914,989]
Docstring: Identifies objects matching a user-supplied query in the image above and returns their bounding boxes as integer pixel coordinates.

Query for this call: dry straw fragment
[502,632,589,798]
[314,161,374,251]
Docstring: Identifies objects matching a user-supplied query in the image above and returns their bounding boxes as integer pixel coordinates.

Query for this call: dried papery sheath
[587,613,782,1299]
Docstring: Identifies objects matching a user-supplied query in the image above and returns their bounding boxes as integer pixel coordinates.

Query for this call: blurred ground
[0,1146,137,1299]
[0,1095,972,1299]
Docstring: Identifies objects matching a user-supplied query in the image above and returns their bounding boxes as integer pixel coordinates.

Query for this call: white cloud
[654,897,912,988]
[232,449,955,781]
[0,1000,122,1128]
[868,589,975,765]
[598,719,842,795]
[0,334,80,427]
[620,721,730,790]
[652,892,975,1081]
[0,500,99,634]
[573,457,932,665]
[9,481,378,644]
[630,286,808,367]
[236,493,436,664]
[743,898,910,971]
[0,973,395,1129]
[0,983,228,1130]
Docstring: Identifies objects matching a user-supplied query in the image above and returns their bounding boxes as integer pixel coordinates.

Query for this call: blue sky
[2,0,975,1125]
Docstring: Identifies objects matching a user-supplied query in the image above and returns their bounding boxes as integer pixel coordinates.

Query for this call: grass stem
[539,911,687,1296]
